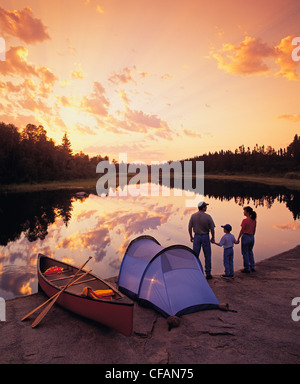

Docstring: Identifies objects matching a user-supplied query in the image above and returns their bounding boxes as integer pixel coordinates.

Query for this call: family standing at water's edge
[188,202,257,279]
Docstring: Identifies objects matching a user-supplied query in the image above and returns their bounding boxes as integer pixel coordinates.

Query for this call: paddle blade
[21,292,59,321]
[31,295,60,328]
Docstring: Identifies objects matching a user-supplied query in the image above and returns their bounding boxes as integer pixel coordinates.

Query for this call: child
[213,224,238,279]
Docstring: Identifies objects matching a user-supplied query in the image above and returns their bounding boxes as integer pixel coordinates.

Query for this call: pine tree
[61,132,73,156]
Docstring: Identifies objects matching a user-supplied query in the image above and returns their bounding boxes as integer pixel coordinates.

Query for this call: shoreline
[1,173,300,193]
[1,244,300,364]
[204,173,300,191]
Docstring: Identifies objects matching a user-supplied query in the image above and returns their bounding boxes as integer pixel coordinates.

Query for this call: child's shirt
[219,233,236,249]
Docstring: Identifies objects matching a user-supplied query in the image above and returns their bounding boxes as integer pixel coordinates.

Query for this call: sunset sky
[0,0,299,163]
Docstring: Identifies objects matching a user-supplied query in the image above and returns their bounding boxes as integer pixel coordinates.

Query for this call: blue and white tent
[117,235,219,317]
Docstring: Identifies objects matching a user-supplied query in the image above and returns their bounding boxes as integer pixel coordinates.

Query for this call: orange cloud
[20,282,32,295]
[18,95,53,115]
[100,107,173,140]
[160,73,172,81]
[57,227,111,261]
[109,67,136,85]
[273,222,300,231]
[125,108,171,135]
[0,6,50,44]
[211,35,299,80]
[276,114,300,123]
[1,46,37,76]
[105,206,174,242]
[56,95,72,107]
[119,89,130,107]
[211,36,274,76]
[80,81,110,116]
[275,35,299,81]
[0,78,35,94]
[96,5,104,14]
[71,64,85,80]
[183,129,202,138]
[139,71,151,78]
[0,48,58,119]
[85,104,173,140]
[75,123,97,136]
[0,77,55,121]
[0,46,57,87]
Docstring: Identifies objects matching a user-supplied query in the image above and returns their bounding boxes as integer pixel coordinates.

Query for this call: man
[188,201,215,279]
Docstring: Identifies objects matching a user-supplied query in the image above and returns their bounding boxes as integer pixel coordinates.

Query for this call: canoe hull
[37,254,134,336]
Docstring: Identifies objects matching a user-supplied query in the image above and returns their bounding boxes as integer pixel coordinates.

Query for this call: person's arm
[188,217,194,242]
[237,227,243,243]
[210,228,215,243]
[209,216,215,243]
[189,226,194,242]
[214,234,224,247]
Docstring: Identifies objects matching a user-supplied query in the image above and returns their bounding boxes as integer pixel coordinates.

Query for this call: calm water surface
[0,179,299,299]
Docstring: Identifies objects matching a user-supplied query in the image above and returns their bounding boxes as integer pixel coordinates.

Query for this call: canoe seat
[80,287,114,301]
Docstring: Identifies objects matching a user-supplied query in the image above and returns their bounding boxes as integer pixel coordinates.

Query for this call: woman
[237,206,257,273]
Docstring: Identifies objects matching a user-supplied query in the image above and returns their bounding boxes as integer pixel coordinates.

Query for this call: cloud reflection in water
[0,181,299,299]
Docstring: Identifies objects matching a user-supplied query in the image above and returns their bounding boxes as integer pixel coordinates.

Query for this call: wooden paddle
[21,269,92,322]
[31,256,92,328]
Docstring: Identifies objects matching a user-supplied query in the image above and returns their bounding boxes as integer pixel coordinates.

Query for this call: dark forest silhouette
[0,122,300,185]
[0,123,108,184]
[182,139,300,176]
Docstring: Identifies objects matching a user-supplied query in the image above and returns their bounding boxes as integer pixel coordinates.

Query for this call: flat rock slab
[1,246,300,364]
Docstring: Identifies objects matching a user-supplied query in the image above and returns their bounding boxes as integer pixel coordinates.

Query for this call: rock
[167,316,181,331]
[1,245,300,364]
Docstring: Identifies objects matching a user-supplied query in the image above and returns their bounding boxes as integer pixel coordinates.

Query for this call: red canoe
[37,254,134,336]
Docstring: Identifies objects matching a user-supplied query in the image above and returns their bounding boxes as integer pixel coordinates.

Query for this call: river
[0,178,299,299]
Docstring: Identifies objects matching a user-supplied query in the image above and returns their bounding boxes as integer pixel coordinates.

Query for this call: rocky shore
[1,245,300,364]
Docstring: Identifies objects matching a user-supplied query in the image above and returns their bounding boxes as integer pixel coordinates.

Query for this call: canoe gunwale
[37,254,133,307]
[37,253,134,336]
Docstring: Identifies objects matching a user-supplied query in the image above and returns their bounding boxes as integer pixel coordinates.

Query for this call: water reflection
[203,179,300,220]
[0,190,75,246]
[0,181,299,299]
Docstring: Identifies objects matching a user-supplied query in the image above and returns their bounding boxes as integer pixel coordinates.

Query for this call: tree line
[0,122,108,184]
[0,122,299,185]
[181,136,300,176]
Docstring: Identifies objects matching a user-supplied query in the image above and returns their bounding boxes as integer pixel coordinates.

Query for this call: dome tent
[117,235,219,317]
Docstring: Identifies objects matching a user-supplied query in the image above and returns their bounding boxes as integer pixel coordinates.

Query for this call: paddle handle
[69,257,92,283]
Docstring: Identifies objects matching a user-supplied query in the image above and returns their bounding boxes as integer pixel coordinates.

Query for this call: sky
[0,0,300,163]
